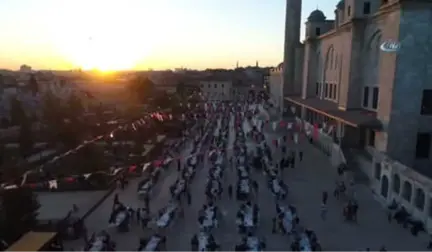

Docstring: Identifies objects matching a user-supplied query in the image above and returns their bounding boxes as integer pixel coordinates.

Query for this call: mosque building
[270,0,432,227]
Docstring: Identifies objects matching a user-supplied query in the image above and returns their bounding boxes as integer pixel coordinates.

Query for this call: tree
[40,91,76,146]
[128,76,156,103]
[176,82,186,98]
[28,74,39,95]
[18,114,33,158]
[66,93,84,117]
[0,188,40,244]
[9,97,26,126]
[41,90,62,128]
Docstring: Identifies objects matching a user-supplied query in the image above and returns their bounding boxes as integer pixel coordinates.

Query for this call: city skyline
[0,0,337,71]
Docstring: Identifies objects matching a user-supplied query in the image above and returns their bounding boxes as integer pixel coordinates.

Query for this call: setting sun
[52,0,157,71]
[59,34,152,71]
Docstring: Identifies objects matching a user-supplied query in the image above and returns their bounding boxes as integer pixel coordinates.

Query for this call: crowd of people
[80,97,324,251]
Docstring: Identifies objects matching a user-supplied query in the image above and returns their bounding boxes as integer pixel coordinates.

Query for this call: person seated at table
[235,238,248,251]
[191,233,219,251]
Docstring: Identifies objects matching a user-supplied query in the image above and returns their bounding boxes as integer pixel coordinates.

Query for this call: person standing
[322,191,328,205]
[299,151,303,162]
[228,185,233,199]
[186,190,192,205]
[320,203,327,220]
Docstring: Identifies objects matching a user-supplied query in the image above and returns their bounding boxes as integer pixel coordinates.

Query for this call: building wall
[294,45,304,95]
[301,2,432,170]
[269,66,284,111]
[297,0,432,231]
[385,5,432,170]
[199,80,232,101]
[364,148,432,233]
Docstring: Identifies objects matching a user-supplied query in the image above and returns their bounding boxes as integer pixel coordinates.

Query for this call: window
[208,84,211,88]
[214,84,217,88]
[402,181,412,202]
[333,84,337,99]
[372,87,379,109]
[347,6,351,16]
[329,84,333,99]
[315,82,320,96]
[415,133,431,158]
[221,84,224,88]
[315,27,321,36]
[363,2,371,14]
[324,83,328,98]
[368,130,375,146]
[420,90,432,115]
[335,55,338,69]
[393,174,401,194]
[415,188,425,210]
[374,163,381,180]
[363,87,369,107]
[330,51,334,69]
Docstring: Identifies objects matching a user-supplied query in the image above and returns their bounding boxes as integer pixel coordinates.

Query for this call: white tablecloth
[246,236,259,251]
[89,236,105,251]
[240,180,250,193]
[299,233,311,251]
[201,207,216,227]
[156,205,176,227]
[115,211,127,226]
[198,233,208,251]
[142,236,161,251]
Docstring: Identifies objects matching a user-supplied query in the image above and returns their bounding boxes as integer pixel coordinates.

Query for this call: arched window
[374,163,381,180]
[415,188,426,210]
[392,174,401,194]
[402,181,413,202]
[330,49,334,69]
[335,54,338,69]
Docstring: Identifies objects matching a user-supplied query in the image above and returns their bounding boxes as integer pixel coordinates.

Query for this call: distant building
[19,65,32,73]
[268,63,284,109]
[199,77,232,101]
[0,71,92,126]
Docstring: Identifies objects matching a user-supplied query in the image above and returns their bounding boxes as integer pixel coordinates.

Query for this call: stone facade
[199,80,232,101]
[367,148,432,232]
[269,63,284,112]
[295,0,432,171]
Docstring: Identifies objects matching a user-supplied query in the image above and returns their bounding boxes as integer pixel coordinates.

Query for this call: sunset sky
[0,0,336,71]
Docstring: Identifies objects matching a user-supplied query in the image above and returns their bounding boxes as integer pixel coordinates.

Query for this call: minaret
[256,61,259,67]
[236,61,239,69]
[282,0,302,95]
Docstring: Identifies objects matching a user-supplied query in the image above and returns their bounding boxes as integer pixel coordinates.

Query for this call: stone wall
[385,6,432,168]
[366,148,432,232]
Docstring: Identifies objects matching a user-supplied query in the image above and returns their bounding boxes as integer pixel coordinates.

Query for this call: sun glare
[65,35,151,71]
[54,1,155,71]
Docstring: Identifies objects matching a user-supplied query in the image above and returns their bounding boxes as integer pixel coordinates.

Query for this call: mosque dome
[336,0,345,9]
[307,10,326,22]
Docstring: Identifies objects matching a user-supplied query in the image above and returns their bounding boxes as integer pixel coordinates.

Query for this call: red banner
[313,123,319,140]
